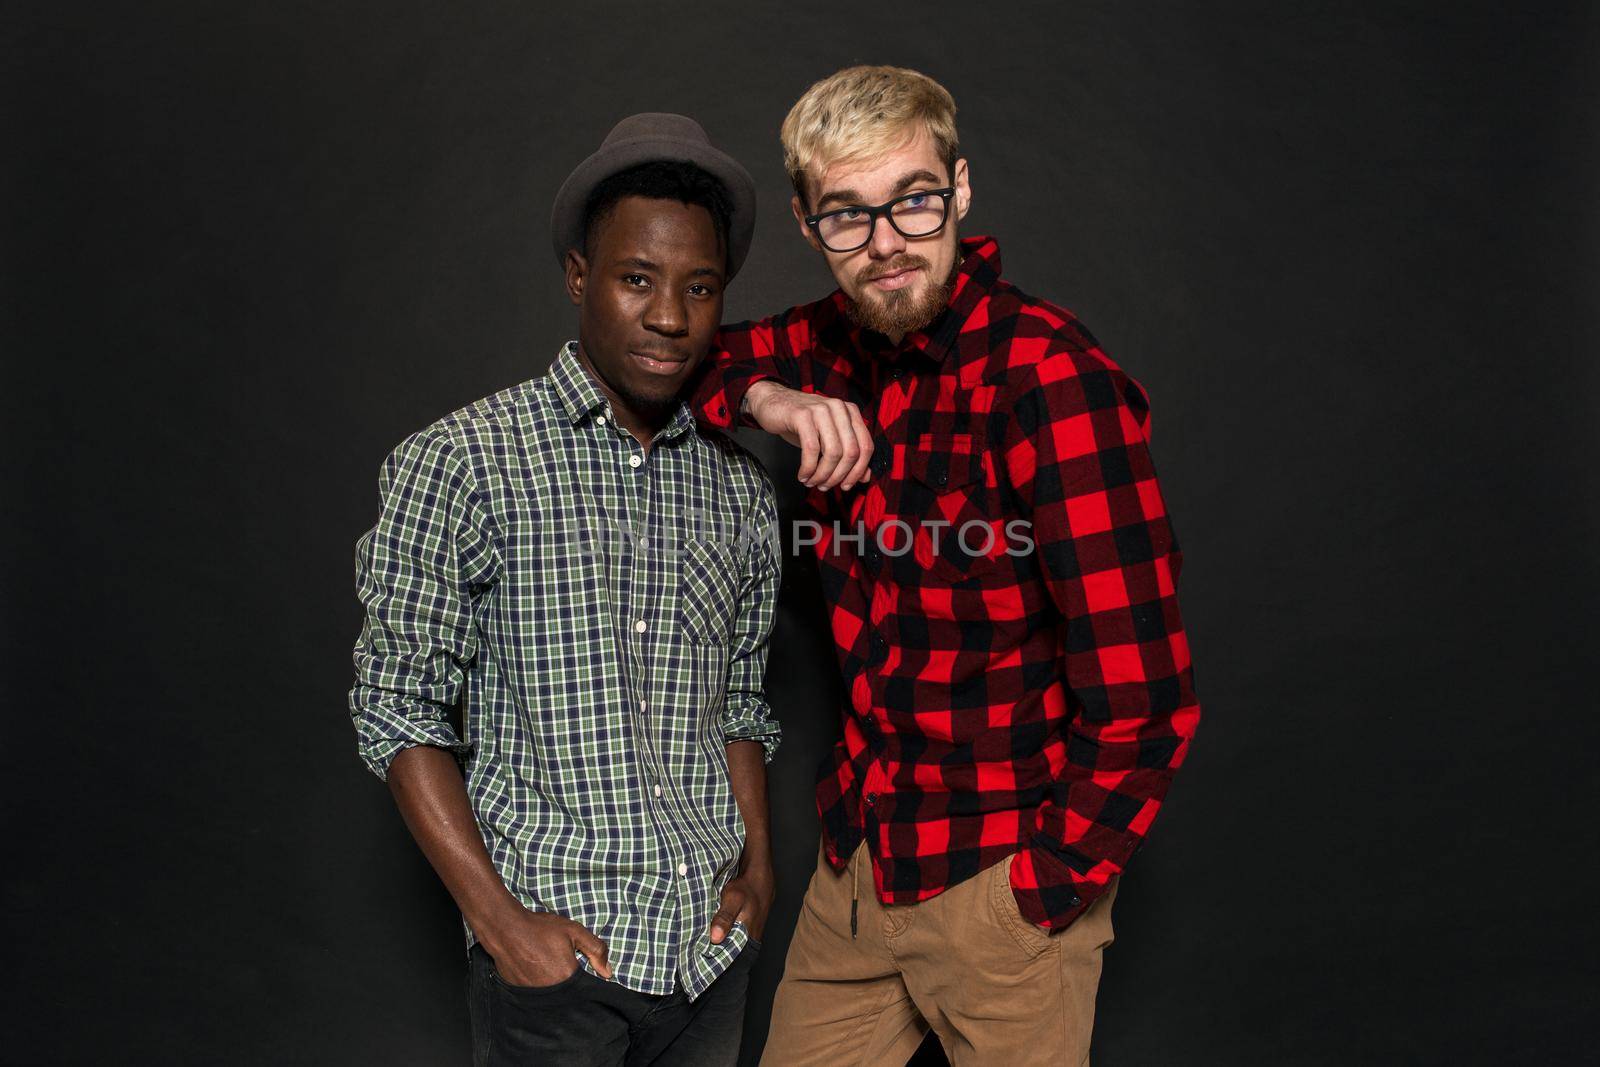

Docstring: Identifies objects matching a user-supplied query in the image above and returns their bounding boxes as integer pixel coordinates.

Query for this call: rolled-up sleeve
[349,427,501,780]
[719,468,783,763]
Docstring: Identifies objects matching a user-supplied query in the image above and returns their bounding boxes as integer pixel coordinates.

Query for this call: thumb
[709,885,746,944]
[567,921,612,979]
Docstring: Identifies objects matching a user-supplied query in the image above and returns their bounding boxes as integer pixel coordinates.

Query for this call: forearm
[385,744,521,935]
[690,321,803,430]
[725,739,772,871]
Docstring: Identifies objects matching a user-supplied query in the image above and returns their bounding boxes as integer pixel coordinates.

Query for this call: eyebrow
[617,256,723,279]
[815,169,945,211]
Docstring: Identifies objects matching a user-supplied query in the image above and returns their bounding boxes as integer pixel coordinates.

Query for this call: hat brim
[551,135,757,279]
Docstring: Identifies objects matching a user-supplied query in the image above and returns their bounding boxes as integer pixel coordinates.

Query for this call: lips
[628,350,691,376]
[859,258,929,292]
[867,265,921,291]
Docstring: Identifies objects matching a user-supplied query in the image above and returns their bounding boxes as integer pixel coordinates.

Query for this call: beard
[844,254,958,338]
[614,379,680,421]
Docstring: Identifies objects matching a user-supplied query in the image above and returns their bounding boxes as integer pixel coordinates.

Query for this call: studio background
[5,2,1596,1064]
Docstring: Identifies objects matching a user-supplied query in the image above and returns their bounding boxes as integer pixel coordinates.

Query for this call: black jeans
[467,940,759,1067]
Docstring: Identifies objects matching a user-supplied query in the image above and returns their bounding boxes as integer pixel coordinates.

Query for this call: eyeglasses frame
[803,187,958,253]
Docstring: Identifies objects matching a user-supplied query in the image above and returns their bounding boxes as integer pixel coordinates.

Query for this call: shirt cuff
[1010,838,1100,930]
[722,703,782,764]
[717,372,780,430]
[357,729,472,782]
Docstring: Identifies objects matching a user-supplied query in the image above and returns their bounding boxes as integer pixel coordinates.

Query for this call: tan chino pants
[761,840,1118,1067]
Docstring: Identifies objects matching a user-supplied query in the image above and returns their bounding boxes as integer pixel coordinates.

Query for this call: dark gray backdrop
[5,1,1597,1063]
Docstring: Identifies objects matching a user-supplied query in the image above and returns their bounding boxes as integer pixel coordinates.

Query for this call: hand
[707,860,776,945]
[477,904,613,986]
[745,380,873,492]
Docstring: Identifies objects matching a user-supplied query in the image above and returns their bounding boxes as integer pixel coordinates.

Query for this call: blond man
[689,66,1202,1065]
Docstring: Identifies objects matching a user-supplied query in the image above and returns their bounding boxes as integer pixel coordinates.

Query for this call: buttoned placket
[605,421,672,843]
[858,351,931,777]
[612,411,702,987]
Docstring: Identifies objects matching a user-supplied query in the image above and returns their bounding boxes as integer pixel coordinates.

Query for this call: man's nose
[866,214,906,259]
[643,289,688,335]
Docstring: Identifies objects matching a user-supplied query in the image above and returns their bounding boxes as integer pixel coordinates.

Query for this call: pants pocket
[989,854,1053,958]
[488,957,590,996]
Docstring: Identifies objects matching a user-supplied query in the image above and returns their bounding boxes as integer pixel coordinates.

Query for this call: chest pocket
[904,431,1009,582]
[679,538,740,645]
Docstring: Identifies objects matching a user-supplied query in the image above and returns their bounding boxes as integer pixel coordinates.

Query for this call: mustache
[855,255,931,287]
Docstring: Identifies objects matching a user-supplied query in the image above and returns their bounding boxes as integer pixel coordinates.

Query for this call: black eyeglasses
[804,187,956,253]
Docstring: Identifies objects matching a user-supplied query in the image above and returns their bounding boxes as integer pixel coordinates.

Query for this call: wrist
[742,379,782,422]
[464,890,528,947]
[739,846,775,881]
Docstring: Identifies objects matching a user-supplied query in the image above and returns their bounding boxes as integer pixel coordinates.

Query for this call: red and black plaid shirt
[690,236,1201,928]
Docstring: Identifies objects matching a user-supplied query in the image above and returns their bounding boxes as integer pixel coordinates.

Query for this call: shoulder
[977,280,1150,421]
[381,378,541,486]
[692,425,777,509]
[424,378,542,450]
[718,288,848,356]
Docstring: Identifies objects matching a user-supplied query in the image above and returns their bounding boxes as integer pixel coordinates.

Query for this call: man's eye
[688,284,710,296]
[623,274,648,287]
[902,194,928,208]
[839,208,865,221]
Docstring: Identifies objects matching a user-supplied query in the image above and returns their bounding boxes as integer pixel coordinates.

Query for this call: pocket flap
[908,432,984,491]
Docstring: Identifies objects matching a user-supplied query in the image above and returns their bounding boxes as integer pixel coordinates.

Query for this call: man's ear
[791,194,823,253]
[564,248,588,305]
[953,158,972,222]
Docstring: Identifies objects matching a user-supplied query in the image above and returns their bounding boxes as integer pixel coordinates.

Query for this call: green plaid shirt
[349,341,781,999]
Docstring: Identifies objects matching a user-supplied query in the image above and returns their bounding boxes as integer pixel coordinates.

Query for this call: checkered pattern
[689,236,1200,929]
[350,341,782,998]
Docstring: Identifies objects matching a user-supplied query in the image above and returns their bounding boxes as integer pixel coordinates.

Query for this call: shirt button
[636,536,648,551]
[653,784,662,798]
[639,699,648,712]
[677,862,688,877]
[596,415,607,426]
[628,454,643,468]
[635,620,647,633]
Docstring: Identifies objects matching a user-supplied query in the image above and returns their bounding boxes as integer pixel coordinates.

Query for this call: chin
[619,379,681,412]
[847,271,952,337]
[897,278,938,307]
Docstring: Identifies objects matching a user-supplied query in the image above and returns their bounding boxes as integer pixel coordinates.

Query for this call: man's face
[791,123,972,338]
[565,195,726,415]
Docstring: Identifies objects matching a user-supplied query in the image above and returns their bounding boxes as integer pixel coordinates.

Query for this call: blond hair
[780,65,959,206]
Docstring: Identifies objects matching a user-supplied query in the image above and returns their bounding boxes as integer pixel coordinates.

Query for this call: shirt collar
[548,340,695,443]
[908,234,1002,363]
[550,341,606,424]
[658,398,696,442]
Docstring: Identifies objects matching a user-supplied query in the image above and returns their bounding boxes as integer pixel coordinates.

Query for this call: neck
[574,344,672,451]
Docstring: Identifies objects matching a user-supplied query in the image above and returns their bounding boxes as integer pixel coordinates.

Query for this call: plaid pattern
[689,236,1200,929]
[350,341,782,998]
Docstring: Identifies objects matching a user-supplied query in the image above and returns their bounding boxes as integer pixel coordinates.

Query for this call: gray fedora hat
[551,113,758,278]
